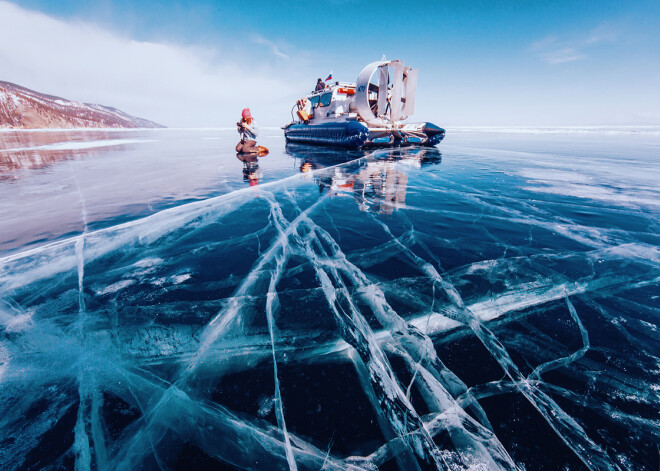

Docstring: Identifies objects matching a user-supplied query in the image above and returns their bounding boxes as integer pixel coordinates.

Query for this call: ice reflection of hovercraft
[286,143,441,174]
[351,159,409,214]
[287,144,441,213]
[236,153,263,186]
[355,148,442,213]
[370,146,442,168]
[284,142,366,173]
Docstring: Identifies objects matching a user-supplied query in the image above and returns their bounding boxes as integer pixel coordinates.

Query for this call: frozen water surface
[0,128,659,470]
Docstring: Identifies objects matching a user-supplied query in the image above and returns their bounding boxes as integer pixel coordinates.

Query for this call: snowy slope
[0,81,164,129]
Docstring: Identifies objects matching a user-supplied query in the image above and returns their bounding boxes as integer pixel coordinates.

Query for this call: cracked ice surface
[0,130,659,470]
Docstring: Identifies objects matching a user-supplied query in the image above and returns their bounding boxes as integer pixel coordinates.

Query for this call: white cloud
[542,47,585,65]
[0,1,308,126]
[532,25,618,65]
[586,24,618,45]
[251,35,290,60]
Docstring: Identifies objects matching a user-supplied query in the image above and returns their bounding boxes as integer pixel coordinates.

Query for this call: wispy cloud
[532,24,618,65]
[586,24,618,45]
[251,35,289,60]
[541,46,585,65]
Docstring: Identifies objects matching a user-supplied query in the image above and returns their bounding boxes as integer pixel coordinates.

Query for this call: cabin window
[320,92,332,107]
[310,95,320,107]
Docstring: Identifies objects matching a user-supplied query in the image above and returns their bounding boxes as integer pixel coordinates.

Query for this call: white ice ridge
[1,147,658,470]
[0,139,158,152]
[69,160,97,471]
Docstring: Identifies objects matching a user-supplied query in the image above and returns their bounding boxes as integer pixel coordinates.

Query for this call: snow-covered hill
[0,81,164,129]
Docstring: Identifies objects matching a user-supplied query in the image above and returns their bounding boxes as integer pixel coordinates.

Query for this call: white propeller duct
[354,59,417,127]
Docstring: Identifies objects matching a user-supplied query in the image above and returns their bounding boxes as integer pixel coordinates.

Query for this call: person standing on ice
[236,108,259,153]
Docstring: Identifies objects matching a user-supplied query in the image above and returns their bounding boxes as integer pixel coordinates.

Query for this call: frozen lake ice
[0,128,659,470]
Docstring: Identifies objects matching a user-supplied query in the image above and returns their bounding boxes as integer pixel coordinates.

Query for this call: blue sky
[2,0,660,126]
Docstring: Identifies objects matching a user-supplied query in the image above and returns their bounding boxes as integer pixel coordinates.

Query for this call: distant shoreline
[2,125,660,135]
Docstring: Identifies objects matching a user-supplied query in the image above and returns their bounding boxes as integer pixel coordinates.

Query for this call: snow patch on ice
[151,273,191,286]
[134,257,163,268]
[519,167,660,208]
[257,395,275,417]
[0,139,157,152]
[0,312,33,333]
[96,279,136,295]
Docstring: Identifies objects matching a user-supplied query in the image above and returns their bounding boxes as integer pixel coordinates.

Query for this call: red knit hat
[241,108,252,119]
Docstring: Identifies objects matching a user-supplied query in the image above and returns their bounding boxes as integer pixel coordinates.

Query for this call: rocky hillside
[0,81,164,129]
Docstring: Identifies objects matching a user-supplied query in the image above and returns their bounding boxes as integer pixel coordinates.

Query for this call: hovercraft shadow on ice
[283,59,445,148]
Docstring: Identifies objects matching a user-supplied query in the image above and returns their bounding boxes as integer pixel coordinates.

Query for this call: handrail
[290,104,298,123]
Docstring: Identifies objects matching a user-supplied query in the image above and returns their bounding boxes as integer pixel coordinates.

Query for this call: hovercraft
[283,59,445,149]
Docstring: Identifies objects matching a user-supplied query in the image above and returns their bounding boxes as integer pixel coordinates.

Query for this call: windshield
[320,92,333,107]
